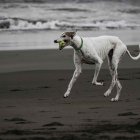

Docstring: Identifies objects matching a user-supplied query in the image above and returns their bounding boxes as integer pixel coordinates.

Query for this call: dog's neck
[71,35,82,51]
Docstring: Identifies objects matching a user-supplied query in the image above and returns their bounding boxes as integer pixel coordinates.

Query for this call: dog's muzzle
[54,40,58,43]
[54,40,66,50]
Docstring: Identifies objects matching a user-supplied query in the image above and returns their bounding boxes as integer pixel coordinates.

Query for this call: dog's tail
[126,44,140,60]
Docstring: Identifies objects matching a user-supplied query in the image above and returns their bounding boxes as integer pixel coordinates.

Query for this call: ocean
[0,1,140,50]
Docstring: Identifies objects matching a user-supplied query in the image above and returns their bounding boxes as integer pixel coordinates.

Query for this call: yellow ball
[59,41,65,47]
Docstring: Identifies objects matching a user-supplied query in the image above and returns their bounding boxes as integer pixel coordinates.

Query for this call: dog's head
[54,31,76,50]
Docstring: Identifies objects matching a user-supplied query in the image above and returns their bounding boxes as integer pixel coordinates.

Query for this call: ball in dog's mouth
[59,40,66,50]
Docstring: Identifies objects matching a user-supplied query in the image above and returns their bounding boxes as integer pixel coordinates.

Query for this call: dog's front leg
[64,53,82,98]
[64,66,82,98]
[92,58,103,86]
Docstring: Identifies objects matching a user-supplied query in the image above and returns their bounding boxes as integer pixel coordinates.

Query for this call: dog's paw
[111,98,119,102]
[63,92,70,98]
[104,90,111,97]
[92,81,104,86]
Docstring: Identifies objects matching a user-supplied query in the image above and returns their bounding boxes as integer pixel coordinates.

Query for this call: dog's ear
[65,31,76,39]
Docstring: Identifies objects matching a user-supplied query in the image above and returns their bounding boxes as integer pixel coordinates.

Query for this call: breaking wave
[0,18,139,31]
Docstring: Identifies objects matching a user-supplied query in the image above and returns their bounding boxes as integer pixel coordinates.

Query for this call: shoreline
[0,46,139,73]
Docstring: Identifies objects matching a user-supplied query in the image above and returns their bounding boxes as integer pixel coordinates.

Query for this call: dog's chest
[78,50,95,64]
[81,57,95,64]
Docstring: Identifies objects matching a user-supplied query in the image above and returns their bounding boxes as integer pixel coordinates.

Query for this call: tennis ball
[59,41,65,46]
[59,40,65,50]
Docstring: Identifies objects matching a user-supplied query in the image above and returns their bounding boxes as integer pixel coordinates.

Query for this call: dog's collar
[75,37,83,51]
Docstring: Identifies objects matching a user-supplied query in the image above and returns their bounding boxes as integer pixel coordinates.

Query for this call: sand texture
[0,47,139,139]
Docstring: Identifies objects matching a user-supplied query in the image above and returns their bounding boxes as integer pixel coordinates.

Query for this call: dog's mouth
[56,41,65,50]
[59,41,66,50]
[59,46,64,50]
[54,39,68,50]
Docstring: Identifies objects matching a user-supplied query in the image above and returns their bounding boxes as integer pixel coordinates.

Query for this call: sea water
[0,1,140,50]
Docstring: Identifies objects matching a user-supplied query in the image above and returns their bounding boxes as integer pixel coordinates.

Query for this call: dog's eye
[64,39,68,43]
[62,35,66,38]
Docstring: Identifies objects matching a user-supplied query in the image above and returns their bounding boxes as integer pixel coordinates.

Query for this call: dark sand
[0,47,140,140]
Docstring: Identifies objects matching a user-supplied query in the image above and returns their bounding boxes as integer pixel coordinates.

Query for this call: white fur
[61,34,140,101]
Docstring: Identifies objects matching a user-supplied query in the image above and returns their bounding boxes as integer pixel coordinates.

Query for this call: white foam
[0,18,140,31]
[9,19,59,30]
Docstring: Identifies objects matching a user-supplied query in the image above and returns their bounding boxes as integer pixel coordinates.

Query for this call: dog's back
[83,36,121,60]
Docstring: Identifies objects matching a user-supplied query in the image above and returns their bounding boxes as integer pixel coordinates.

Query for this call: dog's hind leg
[113,79,122,101]
[111,44,127,101]
[104,44,126,101]
[104,65,118,98]
[104,48,119,98]
[104,55,115,97]
[109,67,122,102]
[105,63,122,101]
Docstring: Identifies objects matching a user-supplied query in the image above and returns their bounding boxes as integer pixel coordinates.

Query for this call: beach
[0,0,140,139]
[0,47,139,140]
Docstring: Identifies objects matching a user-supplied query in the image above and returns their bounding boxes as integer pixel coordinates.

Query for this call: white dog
[54,32,140,101]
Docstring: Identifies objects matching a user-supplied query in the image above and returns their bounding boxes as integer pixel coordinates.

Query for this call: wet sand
[0,45,139,72]
[0,47,140,140]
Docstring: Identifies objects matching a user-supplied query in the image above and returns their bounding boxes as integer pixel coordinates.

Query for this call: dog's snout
[54,40,57,43]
